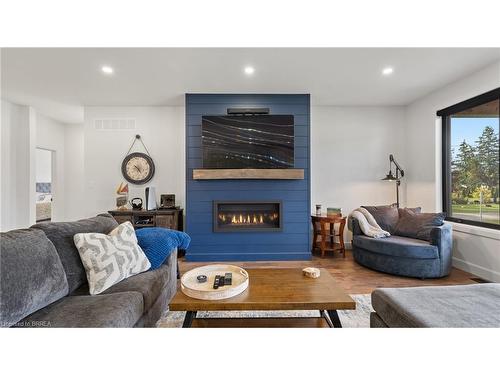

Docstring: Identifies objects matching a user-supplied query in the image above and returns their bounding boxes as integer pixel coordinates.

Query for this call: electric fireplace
[213,201,282,232]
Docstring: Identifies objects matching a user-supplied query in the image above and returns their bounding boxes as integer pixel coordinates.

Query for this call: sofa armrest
[430,223,453,276]
[348,217,363,236]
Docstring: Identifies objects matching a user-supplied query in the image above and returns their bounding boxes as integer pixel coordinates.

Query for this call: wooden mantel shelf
[192,168,305,180]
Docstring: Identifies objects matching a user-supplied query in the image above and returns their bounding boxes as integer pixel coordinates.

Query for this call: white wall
[35,118,85,222]
[405,61,500,281]
[35,148,52,182]
[63,123,85,221]
[36,113,66,221]
[1,100,36,230]
[311,106,406,242]
[83,106,185,217]
[1,100,16,229]
[1,100,85,230]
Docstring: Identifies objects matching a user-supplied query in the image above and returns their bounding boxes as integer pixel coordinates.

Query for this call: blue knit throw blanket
[135,227,191,270]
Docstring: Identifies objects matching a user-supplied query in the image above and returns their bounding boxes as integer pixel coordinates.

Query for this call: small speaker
[227,107,270,115]
[145,187,157,210]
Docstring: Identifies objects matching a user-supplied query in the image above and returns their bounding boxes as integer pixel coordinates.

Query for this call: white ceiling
[2,48,500,124]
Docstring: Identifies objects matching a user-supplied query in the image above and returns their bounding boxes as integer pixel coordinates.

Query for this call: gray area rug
[157,294,373,328]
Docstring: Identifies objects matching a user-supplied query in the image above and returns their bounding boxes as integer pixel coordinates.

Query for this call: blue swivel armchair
[349,217,453,279]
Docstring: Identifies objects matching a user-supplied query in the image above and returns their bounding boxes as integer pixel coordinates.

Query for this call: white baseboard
[452,257,500,283]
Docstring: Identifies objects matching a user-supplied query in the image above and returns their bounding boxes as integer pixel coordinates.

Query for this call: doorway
[35,148,54,222]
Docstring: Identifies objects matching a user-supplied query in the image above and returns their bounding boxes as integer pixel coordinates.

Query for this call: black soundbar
[227,107,270,115]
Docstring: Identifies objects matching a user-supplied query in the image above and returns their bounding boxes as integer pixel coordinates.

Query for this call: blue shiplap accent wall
[185,94,311,261]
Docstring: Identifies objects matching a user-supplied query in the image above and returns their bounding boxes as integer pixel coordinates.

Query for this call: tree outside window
[446,97,499,227]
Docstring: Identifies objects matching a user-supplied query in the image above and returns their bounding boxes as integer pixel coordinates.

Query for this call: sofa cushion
[17,291,144,328]
[0,228,69,327]
[74,257,173,311]
[353,235,438,259]
[74,222,151,295]
[32,214,118,293]
[372,283,500,328]
[361,205,399,233]
[394,210,445,241]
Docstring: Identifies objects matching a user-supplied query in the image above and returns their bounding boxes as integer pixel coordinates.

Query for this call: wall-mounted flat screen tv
[202,115,294,169]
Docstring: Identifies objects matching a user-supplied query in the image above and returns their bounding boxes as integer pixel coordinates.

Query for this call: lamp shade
[382,171,398,181]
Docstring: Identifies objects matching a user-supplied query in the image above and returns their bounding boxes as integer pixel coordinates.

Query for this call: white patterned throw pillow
[74,221,151,295]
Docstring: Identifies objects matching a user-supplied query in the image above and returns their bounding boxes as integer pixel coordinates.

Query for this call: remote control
[218,274,225,287]
[224,273,232,285]
[213,275,220,289]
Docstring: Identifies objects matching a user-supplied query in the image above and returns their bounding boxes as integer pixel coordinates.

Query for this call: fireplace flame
[221,213,270,225]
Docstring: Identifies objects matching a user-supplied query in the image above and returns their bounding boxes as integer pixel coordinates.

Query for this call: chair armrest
[348,217,363,236]
[430,223,453,276]
[430,223,452,249]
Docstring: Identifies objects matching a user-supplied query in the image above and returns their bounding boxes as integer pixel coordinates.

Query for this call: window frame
[438,87,500,230]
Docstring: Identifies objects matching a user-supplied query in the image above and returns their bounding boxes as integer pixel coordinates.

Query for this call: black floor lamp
[381,154,405,208]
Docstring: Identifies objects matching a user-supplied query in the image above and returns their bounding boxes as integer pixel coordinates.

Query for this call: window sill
[447,221,500,241]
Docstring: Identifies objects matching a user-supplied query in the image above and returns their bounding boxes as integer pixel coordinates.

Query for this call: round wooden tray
[181,264,249,300]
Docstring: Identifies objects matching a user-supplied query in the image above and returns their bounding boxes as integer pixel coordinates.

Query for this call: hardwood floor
[179,250,477,295]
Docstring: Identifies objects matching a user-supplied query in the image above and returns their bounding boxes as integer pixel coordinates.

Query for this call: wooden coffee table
[169,268,356,328]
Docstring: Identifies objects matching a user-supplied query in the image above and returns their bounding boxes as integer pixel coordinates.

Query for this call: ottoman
[370,283,500,328]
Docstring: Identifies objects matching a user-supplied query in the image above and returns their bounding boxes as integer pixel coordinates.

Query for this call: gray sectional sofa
[0,214,177,328]
[349,206,452,279]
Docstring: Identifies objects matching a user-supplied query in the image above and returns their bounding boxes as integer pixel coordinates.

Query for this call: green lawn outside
[451,203,500,224]
[452,203,499,212]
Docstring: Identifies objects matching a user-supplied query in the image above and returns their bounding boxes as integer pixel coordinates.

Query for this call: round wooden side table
[311,214,347,258]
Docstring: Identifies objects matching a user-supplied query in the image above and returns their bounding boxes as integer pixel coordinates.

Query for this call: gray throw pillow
[361,205,399,233]
[394,210,445,241]
[398,207,422,216]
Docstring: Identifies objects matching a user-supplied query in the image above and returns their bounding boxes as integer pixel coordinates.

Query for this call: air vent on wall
[94,118,136,130]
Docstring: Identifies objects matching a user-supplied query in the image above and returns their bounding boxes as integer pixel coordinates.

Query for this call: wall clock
[121,135,155,184]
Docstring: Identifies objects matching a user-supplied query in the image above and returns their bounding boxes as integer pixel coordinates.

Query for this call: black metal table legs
[182,311,197,328]
[322,310,342,328]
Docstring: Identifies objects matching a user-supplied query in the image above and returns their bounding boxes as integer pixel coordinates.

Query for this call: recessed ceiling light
[244,66,255,75]
[101,65,114,75]
[382,67,394,76]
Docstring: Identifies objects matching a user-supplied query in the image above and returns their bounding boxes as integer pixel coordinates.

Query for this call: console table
[311,214,346,257]
[108,208,183,231]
